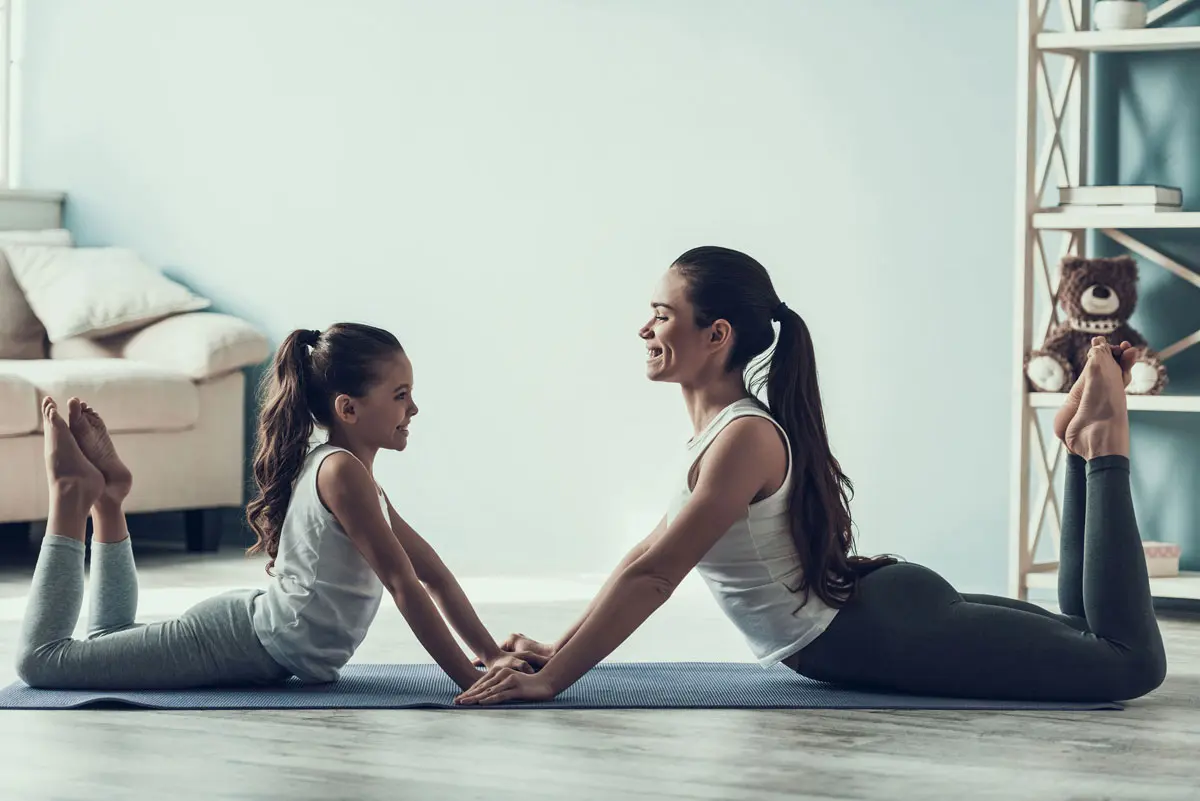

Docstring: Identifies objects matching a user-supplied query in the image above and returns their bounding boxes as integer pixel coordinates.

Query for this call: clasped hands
[456,633,558,706]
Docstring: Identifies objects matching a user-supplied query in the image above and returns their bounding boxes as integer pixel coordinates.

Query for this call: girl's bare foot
[68,398,133,504]
[1053,340,1136,453]
[43,396,105,518]
[1064,337,1132,459]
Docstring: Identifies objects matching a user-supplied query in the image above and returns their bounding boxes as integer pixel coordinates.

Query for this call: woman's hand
[455,666,557,706]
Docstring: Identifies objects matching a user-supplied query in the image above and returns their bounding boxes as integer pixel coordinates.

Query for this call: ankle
[101,481,132,506]
[93,495,126,516]
[1081,432,1130,460]
[50,481,99,514]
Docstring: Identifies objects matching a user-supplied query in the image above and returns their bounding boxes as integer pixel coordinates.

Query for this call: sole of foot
[1063,337,1132,459]
[67,397,132,504]
[42,396,105,511]
[1053,339,1138,453]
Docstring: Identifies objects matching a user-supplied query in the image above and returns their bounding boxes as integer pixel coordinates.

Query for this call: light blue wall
[17,1,1019,590]
[1092,5,1200,572]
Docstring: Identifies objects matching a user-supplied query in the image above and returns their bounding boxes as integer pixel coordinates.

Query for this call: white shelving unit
[1011,1,1200,601]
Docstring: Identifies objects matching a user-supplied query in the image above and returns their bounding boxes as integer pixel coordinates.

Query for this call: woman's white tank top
[666,397,839,666]
[251,443,386,682]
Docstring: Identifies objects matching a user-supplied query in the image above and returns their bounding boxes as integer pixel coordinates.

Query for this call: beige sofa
[0,190,270,551]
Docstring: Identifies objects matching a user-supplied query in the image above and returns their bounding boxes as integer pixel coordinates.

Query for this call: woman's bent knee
[1114,646,1167,701]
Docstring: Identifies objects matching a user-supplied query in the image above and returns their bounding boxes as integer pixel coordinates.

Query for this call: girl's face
[333,351,419,452]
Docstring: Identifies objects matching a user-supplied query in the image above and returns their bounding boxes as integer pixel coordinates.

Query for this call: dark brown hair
[673,246,896,607]
[246,323,403,572]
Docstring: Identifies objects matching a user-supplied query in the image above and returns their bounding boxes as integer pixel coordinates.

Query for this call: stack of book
[1057,184,1183,213]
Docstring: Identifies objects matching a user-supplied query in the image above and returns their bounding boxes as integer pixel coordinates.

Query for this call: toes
[67,397,82,428]
[41,395,54,420]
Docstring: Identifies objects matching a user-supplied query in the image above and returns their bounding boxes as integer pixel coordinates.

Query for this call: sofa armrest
[52,312,271,381]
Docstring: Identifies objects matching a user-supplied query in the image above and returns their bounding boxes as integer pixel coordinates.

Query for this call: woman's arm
[383,497,511,667]
[456,417,783,704]
[548,515,666,653]
[318,453,480,690]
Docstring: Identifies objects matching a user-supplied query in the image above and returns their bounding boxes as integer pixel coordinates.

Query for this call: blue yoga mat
[0,662,1122,711]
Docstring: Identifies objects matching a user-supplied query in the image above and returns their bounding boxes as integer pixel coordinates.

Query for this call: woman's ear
[709,319,733,347]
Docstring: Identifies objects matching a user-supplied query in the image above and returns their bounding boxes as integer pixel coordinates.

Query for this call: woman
[455,245,1166,705]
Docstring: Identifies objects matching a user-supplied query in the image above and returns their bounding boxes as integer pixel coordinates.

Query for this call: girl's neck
[326,430,379,474]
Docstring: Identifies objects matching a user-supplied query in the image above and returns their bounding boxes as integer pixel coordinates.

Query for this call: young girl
[16,323,531,690]
[456,246,1167,706]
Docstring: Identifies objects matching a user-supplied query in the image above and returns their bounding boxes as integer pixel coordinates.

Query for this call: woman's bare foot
[68,398,133,504]
[1053,340,1137,453]
[43,396,104,525]
[1064,337,1132,459]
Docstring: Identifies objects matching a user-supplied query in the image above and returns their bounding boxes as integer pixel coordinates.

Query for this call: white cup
[1093,0,1149,30]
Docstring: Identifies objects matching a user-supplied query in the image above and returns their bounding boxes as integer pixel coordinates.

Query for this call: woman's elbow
[625,563,680,600]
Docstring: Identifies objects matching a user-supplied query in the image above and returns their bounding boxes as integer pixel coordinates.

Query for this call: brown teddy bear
[1025,254,1167,395]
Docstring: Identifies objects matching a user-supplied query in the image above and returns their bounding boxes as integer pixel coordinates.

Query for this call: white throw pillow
[0,230,74,358]
[2,245,211,342]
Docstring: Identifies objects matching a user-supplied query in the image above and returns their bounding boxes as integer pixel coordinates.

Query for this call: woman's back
[667,398,839,665]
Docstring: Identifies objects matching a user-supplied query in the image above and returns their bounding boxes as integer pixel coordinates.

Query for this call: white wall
[19,0,1017,590]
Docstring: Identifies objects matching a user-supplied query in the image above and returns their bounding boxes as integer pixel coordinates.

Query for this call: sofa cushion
[51,312,271,381]
[0,371,40,437]
[1,245,211,342]
[0,359,200,434]
[0,229,73,359]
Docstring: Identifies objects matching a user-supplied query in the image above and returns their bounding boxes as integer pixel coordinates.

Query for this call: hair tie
[771,301,788,322]
[299,329,321,347]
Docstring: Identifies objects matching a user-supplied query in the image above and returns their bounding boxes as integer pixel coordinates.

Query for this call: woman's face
[639,268,714,384]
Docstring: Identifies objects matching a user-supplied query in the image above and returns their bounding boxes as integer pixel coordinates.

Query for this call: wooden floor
[1,539,1198,801]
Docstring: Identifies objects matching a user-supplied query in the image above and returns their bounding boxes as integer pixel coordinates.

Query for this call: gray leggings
[790,454,1168,702]
[15,535,289,690]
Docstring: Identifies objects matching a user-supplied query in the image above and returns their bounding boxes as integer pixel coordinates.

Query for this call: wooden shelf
[1038,26,1200,53]
[1027,393,1200,413]
[1027,570,1200,600]
[1033,209,1200,229]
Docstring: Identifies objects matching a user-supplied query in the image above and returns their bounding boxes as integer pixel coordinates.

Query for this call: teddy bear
[1025,254,1167,395]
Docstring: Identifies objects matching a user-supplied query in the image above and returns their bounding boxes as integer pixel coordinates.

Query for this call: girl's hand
[483,652,536,674]
[455,667,557,706]
[500,632,556,659]
[473,633,557,668]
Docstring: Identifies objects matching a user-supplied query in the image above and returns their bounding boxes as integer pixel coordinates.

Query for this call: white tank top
[667,397,839,666]
[251,443,386,682]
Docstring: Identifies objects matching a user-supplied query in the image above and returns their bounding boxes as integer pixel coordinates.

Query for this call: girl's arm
[318,453,480,690]
[526,418,782,697]
[383,498,510,668]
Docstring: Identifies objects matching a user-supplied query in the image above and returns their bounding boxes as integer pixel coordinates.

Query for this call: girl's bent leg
[87,537,139,638]
[16,534,87,678]
[17,588,287,690]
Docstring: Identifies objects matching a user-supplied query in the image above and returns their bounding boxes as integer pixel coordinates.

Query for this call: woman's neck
[680,374,752,437]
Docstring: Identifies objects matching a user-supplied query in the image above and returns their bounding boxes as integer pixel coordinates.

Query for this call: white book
[1057,202,1182,214]
[1059,184,1183,205]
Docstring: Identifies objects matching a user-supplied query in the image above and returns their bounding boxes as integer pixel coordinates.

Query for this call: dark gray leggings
[789,454,1167,702]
